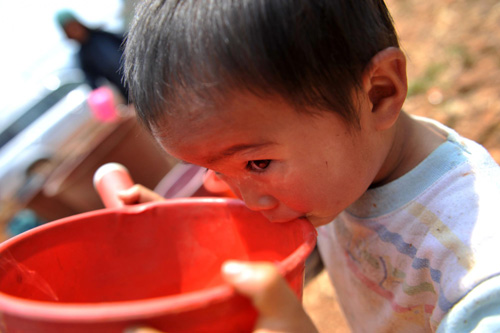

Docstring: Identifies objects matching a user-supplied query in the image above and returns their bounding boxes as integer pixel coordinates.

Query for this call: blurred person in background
[55,9,129,102]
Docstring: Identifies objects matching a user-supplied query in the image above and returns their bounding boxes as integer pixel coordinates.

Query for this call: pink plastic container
[87,86,119,122]
[0,165,317,332]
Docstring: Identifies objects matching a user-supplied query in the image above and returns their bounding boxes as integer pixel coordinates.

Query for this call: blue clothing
[78,30,128,100]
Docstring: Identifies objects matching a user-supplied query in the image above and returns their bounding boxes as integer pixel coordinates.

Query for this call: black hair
[124,0,399,130]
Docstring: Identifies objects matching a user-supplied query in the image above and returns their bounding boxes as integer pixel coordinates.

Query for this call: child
[121,0,500,331]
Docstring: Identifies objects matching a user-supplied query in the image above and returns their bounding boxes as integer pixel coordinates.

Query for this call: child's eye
[246,160,271,172]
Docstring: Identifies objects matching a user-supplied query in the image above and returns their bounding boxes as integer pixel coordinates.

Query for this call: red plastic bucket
[0,168,317,332]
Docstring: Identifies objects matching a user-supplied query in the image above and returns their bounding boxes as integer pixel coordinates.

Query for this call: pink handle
[93,163,134,209]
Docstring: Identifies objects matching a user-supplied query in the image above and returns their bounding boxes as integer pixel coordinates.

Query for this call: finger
[117,186,140,205]
[133,184,167,202]
[222,261,318,332]
[223,261,295,316]
[124,327,163,333]
[117,185,165,204]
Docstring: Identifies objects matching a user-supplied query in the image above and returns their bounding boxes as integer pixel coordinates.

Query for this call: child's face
[153,93,387,227]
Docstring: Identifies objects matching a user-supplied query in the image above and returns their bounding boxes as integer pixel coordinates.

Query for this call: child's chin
[261,213,306,224]
[307,215,335,228]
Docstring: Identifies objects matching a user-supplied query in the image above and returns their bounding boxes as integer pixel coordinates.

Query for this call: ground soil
[302,1,500,332]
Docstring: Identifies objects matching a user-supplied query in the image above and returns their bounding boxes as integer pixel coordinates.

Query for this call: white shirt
[317,118,500,332]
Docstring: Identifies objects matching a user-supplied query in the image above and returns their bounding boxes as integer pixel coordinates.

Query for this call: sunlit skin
[154,95,382,227]
[122,48,446,229]
[62,20,89,43]
[150,48,447,228]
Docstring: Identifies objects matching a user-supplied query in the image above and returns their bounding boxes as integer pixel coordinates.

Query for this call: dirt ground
[302,0,500,332]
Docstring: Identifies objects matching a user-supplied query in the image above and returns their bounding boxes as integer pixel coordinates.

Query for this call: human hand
[125,261,317,333]
[222,261,318,333]
[117,184,166,205]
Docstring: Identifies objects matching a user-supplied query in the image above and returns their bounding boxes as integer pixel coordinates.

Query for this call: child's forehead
[171,90,295,121]
[154,93,300,142]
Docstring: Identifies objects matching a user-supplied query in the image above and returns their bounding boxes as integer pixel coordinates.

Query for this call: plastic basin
[0,198,317,332]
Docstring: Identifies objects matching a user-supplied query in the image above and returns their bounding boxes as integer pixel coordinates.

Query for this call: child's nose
[238,187,278,212]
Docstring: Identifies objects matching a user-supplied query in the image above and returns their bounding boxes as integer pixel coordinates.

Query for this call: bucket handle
[93,163,134,209]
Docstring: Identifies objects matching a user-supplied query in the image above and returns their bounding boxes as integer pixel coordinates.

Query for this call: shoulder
[410,116,500,203]
[407,119,500,327]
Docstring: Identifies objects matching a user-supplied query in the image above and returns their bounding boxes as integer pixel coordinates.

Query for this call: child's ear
[362,47,407,131]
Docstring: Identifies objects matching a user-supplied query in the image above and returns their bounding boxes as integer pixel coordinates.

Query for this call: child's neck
[372,112,447,188]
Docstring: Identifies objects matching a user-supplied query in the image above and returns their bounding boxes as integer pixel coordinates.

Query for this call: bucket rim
[0,197,317,322]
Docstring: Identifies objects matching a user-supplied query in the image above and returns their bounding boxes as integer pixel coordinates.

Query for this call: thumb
[222,261,317,333]
[117,184,165,204]
[117,186,141,205]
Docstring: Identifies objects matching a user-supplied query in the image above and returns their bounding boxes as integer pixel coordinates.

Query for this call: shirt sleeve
[437,275,500,332]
